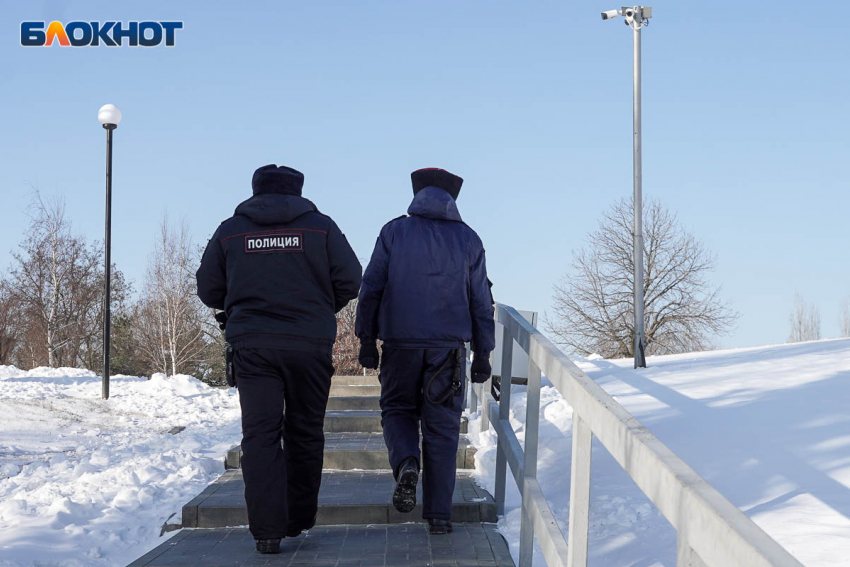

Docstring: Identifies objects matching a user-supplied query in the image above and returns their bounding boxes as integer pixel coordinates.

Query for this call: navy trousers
[379,347,466,520]
[235,347,333,540]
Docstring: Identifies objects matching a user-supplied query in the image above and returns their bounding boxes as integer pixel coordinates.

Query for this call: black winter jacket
[355,186,495,354]
[196,194,362,352]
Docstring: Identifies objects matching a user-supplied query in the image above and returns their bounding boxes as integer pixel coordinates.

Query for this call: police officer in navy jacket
[197,164,361,554]
[355,168,495,534]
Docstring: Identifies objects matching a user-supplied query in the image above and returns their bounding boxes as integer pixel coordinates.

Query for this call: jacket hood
[234,194,317,225]
[407,186,463,222]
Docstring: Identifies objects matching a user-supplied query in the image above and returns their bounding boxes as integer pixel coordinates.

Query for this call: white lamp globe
[98,104,122,126]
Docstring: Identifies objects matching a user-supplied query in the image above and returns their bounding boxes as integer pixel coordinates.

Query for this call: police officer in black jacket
[197,165,361,554]
[355,168,495,535]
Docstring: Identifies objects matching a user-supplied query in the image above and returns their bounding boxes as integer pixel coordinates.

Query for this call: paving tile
[226,434,476,472]
[323,412,468,434]
[184,470,496,528]
[331,376,380,386]
[330,384,383,397]
[326,396,382,411]
[127,524,514,566]
[133,385,497,566]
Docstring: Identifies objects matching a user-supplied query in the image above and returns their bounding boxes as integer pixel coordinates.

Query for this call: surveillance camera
[601,9,620,20]
[623,7,636,19]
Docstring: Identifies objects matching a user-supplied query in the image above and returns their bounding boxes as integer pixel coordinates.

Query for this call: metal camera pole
[631,11,647,368]
[97,104,122,399]
[602,6,651,368]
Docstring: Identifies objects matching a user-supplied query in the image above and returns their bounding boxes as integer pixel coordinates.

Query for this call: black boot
[428,519,453,535]
[255,538,281,554]
[392,457,419,513]
[286,512,317,537]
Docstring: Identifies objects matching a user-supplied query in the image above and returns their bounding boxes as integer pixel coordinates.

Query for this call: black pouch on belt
[426,348,464,405]
[225,344,235,388]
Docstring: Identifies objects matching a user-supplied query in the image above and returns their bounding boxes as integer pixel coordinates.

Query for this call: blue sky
[0,0,847,349]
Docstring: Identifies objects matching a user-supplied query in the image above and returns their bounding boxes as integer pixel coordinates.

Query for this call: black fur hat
[411,168,463,200]
[252,164,304,196]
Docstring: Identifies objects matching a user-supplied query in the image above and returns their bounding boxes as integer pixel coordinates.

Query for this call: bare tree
[0,279,21,365]
[200,308,228,385]
[332,299,377,376]
[135,216,208,376]
[0,190,139,373]
[8,192,119,368]
[109,305,148,377]
[10,194,75,367]
[73,267,131,371]
[840,298,850,338]
[788,293,821,343]
[547,198,738,358]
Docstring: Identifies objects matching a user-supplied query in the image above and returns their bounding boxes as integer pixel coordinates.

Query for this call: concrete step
[182,469,497,529]
[329,384,382,397]
[332,375,380,386]
[323,411,468,434]
[326,395,381,411]
[323,410,383,433]
[128,524,515,567]
[225,432,477,471]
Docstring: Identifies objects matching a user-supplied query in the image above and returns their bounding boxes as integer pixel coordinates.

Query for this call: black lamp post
[98,104,122,399]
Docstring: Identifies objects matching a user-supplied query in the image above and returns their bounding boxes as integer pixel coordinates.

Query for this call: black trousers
[379,347,465,520]
[234,347,333,540]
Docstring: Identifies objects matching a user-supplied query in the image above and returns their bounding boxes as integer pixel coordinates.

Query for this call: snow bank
[468,338,850,567]
[0,367,241,567]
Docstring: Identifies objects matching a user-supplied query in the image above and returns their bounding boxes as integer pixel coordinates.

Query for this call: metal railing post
[480,350,493,431]
[519,357,542,567]
[481,382,491,430]
[567,413,592,567]
[467,345,478,414]
[494,324,513,516]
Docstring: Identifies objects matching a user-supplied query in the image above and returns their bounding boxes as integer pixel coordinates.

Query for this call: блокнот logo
[21,21,183,47]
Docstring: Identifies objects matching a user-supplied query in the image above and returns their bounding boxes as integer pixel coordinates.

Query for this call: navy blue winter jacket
[196,194,362,351]
[355,186,495,354]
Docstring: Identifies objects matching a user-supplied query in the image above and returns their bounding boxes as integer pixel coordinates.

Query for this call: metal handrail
[468,303,803,567]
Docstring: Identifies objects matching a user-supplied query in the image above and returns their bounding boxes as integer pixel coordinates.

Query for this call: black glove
[471,352,491,384]
[214,311,228,331]
[359,341,379,370]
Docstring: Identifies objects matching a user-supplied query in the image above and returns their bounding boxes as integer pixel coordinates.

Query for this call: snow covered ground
[3,339,847,566]
[0,367,241,567]
[468,338,850,567]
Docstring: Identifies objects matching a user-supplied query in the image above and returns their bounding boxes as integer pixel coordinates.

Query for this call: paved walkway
[129,525,514,566]
[128,375,514,567]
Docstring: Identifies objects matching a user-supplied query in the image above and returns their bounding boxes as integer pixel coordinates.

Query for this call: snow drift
[468,338,850,567]
[0,367,241,567]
